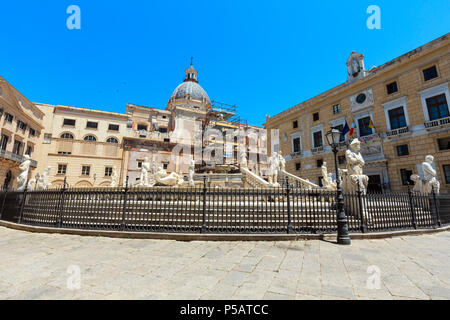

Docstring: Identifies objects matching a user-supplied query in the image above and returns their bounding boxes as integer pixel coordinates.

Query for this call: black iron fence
[0,181,448,234]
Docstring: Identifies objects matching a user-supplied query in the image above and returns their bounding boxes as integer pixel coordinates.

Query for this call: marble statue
[110,166,119,188]
[39,166,52,190]
[188,157,195,187]
[240,152,248,169]
[139,157,151,187]
[154,167,184,186]
[422,155,440,194]
[268,152,280,186]
[410,174,423,194]
[343,139,369,194]
[278,152,286,172]
[321,162,337,191]
[17,155,31,191]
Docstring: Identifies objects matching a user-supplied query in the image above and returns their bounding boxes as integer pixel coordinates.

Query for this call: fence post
[0,190,8,220]
[407,186,417,229]
[431,185,441,228]
[57,177,67,228]
[285,176,293,234]
[18,181,28,224]
[121,176,129,231]
[201,176,207,233]
[357,182,367,233]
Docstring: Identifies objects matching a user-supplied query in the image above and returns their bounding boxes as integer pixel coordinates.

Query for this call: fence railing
[0,182,447,235]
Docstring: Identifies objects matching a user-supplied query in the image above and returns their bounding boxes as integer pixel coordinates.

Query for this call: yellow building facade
[0,76,44,189]
[34,104,129,188]
[265,34,450,193]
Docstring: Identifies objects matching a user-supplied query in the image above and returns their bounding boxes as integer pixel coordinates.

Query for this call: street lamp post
[326,129,351,245]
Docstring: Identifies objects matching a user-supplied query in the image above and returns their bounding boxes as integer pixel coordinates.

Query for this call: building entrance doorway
[367,174,382,193]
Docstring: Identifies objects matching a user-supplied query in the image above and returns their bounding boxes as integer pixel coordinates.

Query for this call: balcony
[386,126,410,138]
[290,151,302,159]
[424,117,450,130]
[0,149,37,168]
[130,130,171,142]
[359,133,381,143]
[311,146,324,153]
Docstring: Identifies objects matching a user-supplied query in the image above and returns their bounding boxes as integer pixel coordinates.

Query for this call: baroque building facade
[265,33,450,193]
[1,63,267,189]
[0,76,44,189]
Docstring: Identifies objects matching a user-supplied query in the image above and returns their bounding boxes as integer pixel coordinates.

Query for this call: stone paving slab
[0,226,449,300]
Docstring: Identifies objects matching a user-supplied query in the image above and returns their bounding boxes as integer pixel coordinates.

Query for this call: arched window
[60,133,74,139]
[84,135,97,142]
[106,137,119,144]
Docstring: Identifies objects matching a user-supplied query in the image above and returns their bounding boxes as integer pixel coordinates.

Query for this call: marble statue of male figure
[422,155,440,194]
[278,152,286,172]
[17,155,31,191]
[110,166,119,188]
[140,157,151,187]
[188,157,195,187]
[344,139,369,193]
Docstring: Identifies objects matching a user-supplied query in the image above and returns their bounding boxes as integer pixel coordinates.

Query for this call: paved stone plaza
[0,226,449,300]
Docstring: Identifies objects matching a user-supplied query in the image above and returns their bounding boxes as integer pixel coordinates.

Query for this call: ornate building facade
[0,76,44,189]
[265,34,450,193]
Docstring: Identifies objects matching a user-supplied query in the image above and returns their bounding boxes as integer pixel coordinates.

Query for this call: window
[63,119,76,126]
[29,128,36,137]
[317,159,323,168]
[396,144,409,156]
[81,166,91,176]
[426,94,449,121]
[400,169,413,186]
[137,161,142,168]
[84,135,97,142]
[313,131,323,148]
[60,133,74,139]
[159,128,168,133]
[338,156,346,165]
[44,134,52,143]
[388,107,407,130]
[292,137,301,153]
[423,66,438,81]
[332,104,341,115]
[86,121,98,129]
[108,124,119,131]
[25,145,33,156]
[438,138,450,151]
[57,164,67,175]
[163,163,168,170]
[0,134,9,151]
[292,120,298,129]
[5,113,13,123]
[17,120,27,131]
[358,116,373,137]
[443,165,450,184]
[313,113,319,121]
[106,137,119,144]
[105,167,113,177]
[12,140,22,155]
[137,124,147,131]
[386,81,398,95]
[295,163,301,171]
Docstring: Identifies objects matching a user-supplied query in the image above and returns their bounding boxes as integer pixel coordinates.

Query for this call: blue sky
[0,1,449,126]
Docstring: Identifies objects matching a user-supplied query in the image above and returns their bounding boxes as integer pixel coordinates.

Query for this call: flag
[369,119,375,128]
[349,121,357,136]
[342,121,350,136]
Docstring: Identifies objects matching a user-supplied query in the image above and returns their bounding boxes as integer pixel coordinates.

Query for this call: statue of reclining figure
[154,167,184,186]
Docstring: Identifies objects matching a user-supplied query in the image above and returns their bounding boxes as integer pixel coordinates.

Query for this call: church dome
[168,61,211,110]
[170,81,211,103]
